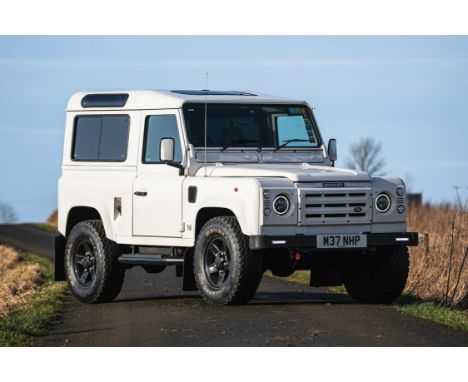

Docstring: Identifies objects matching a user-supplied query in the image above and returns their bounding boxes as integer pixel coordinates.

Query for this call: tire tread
[195,216,262,305]
[65,220,125,303]
[344,246,409,304]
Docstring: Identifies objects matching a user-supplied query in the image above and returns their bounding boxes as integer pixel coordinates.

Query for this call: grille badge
[354,206,363,213]
[323,182,345,188]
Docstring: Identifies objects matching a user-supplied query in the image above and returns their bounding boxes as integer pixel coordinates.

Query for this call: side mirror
[328,138,337,165]
[160,138,175,163]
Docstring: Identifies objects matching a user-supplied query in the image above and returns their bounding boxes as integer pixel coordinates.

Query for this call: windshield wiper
[274,139,312,151]
[221,139,259,151]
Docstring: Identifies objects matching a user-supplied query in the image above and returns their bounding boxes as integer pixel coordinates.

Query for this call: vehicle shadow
[251,291,354,305]
[114,290,354,306]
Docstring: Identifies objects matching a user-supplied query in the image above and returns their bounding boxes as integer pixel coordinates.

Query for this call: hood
[196,164,371,182]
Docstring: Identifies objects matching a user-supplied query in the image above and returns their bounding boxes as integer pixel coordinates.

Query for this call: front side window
[183,103,319,149]
[73,115,129,161]
[143,114,183,164]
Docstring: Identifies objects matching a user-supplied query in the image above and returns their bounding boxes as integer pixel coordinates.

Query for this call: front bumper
[249,232,419,250]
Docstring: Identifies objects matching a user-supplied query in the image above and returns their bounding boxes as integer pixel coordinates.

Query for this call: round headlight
[396,187,405,197]
[273,195,290,215]
[375,193,391,213]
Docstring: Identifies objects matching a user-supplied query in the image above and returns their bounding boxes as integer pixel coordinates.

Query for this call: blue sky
[1,36,467,222]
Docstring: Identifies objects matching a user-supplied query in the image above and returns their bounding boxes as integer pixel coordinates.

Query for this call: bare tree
[345,137,386,176]
[0,201,18,223]
[404,173,414,193]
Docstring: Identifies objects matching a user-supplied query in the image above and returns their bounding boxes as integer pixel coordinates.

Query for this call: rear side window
[72,115,130,161]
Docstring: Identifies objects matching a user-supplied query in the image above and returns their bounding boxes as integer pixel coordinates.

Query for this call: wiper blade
[221,139,259,151]
[274,139,311,151]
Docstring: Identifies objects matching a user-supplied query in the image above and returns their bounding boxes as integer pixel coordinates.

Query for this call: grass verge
[267,270,468,332]
[394,295,468,332]
[0,252,67,346]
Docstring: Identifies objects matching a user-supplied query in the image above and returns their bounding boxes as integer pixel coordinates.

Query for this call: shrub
[406,203,468,308]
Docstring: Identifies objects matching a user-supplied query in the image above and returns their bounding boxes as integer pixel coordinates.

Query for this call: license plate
[317,234,367,248]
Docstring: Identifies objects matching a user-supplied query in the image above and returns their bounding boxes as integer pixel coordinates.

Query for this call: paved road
[1,224,467,346]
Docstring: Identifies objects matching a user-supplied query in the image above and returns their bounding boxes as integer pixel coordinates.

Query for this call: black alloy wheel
[72,237,97,286]
[203,235,231,289]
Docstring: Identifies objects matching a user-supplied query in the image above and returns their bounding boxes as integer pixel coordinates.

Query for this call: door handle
[134,191,147,196]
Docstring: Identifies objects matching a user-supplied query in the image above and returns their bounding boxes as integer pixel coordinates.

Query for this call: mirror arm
[164,161,185,175]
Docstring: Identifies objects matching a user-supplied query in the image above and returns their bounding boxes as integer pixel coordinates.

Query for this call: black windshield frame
[182,103,322,150]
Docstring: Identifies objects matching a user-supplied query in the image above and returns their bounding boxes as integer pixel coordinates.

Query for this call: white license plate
[317,234,367,248]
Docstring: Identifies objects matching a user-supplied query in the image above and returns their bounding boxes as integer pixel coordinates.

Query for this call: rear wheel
[194,216,263,305]
[65,220,125,303]
[344,247,409,303]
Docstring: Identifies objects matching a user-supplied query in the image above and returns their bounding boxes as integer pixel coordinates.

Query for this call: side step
[118,253,184,266]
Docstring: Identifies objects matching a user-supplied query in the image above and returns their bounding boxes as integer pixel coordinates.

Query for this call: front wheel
[344,247,409,304]
[194,216,263,305]
[65,220,125,303]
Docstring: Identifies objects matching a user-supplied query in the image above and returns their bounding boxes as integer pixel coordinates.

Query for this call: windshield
[183,103,320,149]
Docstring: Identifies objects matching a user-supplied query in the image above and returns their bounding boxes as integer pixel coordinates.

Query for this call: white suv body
[56,90,418,305]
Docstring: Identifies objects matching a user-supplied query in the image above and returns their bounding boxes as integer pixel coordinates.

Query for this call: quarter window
[72,115,129,161]
[143,115,182,164]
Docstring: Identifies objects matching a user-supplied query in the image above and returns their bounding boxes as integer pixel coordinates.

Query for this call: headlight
[396,187,405,197]
[375,193,391,213]
[273,195,290,215]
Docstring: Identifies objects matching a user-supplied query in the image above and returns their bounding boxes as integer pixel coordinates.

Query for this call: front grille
[299,187,372,225]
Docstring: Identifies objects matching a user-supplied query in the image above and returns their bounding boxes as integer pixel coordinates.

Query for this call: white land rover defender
[55,90,418,305]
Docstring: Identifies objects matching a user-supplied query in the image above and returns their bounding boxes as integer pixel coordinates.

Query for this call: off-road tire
[194,216,263,305]
[344,246,409,304]
[65,220,125,303]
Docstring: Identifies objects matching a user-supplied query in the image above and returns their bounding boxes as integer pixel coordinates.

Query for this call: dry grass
[0,250,67,346]
[406,203,468,308]
[0,246,44,320]
[0,245,23,270]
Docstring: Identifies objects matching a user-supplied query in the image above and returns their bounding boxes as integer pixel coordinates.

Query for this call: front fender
[183,178,261,238]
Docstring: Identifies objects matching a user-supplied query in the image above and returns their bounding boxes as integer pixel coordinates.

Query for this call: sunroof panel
[171,90,257,96]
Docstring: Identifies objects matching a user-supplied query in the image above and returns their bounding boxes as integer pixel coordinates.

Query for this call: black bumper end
[249,232,419,250]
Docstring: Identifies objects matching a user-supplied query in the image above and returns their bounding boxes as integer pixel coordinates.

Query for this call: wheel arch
[195,207,235,237]
[65,206,113,240]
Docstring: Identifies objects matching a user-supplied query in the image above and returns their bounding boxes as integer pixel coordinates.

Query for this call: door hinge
[179,223,185,232]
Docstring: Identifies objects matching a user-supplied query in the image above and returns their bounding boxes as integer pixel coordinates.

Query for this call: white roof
[66,89,307,111]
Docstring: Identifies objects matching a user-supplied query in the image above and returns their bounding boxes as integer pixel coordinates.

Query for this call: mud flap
[54,235,66,281]
[182,248,198,291]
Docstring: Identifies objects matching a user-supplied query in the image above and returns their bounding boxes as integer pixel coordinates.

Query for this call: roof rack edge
[171,90,257,96]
